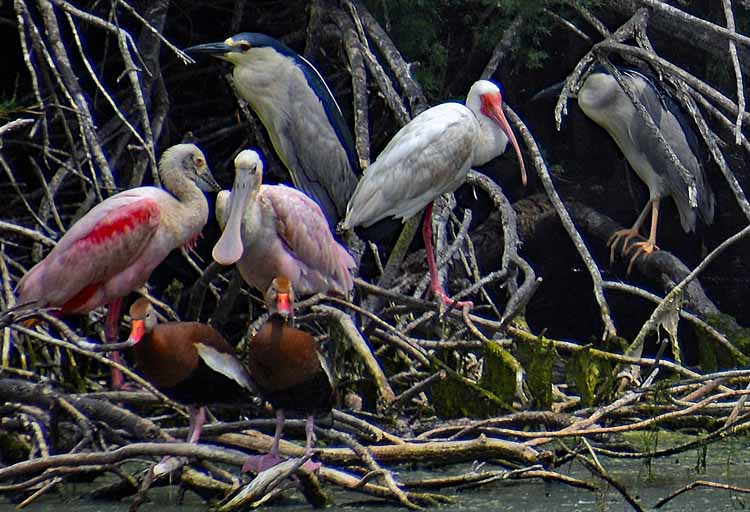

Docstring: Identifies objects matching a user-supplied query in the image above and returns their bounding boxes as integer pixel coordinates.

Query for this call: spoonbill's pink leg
[422,202,473,310]
[105,298,124,389]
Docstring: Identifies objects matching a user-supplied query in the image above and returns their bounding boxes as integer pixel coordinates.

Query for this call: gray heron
[186,33,360,228]
[536,66,714,272]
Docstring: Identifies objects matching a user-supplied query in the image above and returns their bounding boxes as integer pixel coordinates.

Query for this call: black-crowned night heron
[342,80,526,309]
[538,67,714,271]
[187,33,360,227]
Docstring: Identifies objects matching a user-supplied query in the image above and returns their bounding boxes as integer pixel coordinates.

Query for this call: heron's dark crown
[229,32,297,58]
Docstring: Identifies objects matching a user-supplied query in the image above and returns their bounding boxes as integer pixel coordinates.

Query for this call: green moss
[566,346,613,406]
[699,313,750,370]
[0,432,29,465]
[429,355,513,419]
[565,336,625,406]
[517,334,554,408]
[478,340,520,402]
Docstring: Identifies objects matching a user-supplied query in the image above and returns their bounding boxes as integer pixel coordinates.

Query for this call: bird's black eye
[239,41,251,52]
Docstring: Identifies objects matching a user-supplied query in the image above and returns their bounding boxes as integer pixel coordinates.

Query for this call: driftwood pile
[2,1,750,510]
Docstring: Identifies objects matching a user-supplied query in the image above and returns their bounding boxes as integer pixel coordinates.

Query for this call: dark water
[2,439,750,511]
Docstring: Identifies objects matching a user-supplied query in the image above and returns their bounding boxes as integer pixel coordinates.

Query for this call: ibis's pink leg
[105,298,124,389]
[242,409,285,473]
[302,415,322,472]
[422,202,473,310]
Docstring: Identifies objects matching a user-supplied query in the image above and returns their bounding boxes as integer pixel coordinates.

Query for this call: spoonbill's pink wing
[263,185,354,294]
[17,192,161,309]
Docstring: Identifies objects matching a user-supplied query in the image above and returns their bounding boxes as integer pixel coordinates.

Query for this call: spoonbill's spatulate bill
[212,149,355,297]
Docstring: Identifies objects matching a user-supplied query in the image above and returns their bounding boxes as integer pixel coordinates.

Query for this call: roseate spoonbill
[126,298,256,445]
[342,79,526,308]
[186,33,360,227]
[535,67,714,272]
[212,149,354,297]
[242,277,334,473]
[16,144,220,387]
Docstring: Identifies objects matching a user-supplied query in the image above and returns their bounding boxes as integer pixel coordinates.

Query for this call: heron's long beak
[275,292,292,320]
[215,190,231,230]
[127,319,145,345]
[185,42,234,60]
[212,171,251,265]
[483,94,527,186]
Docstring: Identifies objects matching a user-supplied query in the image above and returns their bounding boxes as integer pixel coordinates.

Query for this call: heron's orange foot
[242,454,284,474]
[432,287,473,311]
[607,228,645,264]
[625,240,659,275]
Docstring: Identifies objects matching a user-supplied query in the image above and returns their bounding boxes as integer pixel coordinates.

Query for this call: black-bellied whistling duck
[126,298,257,446]
[243,276,334,473]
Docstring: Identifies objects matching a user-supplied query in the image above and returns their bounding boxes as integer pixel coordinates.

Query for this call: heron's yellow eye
[195,157,205,167]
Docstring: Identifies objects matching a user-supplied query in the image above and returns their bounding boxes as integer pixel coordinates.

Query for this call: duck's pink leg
[187,406,206,444]
[105,298,124,389]
[422,203,473,310]
[302,415,322,472]
[153,405,206,475]
[242,409,285,473]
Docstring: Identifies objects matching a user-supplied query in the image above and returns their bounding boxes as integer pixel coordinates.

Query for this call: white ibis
[342,79,526,308]
[16,144,220,388]
[212,149,354,297]
[186,33,360,228]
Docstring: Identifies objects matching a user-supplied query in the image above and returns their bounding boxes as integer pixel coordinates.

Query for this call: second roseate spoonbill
[242,277,334,473]
[125,298,257,458]
[342,79,526,309]
[16,144,220,388]
[212,149,354,297]
[186,33,360,228]
[535,67,714,273]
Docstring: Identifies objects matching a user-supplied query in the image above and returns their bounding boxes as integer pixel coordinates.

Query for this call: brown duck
[126,297,256,444]
[243,276,334,473]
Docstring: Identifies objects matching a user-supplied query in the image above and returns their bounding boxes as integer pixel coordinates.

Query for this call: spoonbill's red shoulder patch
[82,200,160,246]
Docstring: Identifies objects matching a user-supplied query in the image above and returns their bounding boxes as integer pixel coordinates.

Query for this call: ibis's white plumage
[343,80,525,230]
[342,80,525,308]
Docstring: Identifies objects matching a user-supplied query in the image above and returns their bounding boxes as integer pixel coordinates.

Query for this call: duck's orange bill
[276,292,292,318]
[127,319,145,345]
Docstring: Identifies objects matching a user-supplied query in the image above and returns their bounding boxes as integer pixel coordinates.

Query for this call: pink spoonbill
[16,144,220,388]
[212,149,354,297]
[342,79,526,309]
